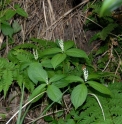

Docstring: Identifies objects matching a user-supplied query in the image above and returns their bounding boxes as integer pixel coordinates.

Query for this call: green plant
[2,39,113,123]
[100,0,122,17]
[0,2,28,48]
[83,0,122,81]
[44,82,122,124]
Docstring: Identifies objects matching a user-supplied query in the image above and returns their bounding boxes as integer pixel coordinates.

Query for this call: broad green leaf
[27,62,48,84]
[66,48,88,59]
[41,59,53,68]
[51,53,66,69]
[41,48,62,57]
[88,73,100,80]
[49,74,66,83]
[1,23,13,37]
[12,21,21,33]
[65,75,84,83]
[5,9,16,20]
[16,7,28,17]
[87,81,112,96]
[28,84,46,103]
[100,0,122,16]
[47,84,63,104]
[71,84,87,109]
[64,41,74,51]
[52,79,70,88]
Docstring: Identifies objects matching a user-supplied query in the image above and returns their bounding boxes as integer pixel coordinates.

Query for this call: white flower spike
[82,65,88,82]
[33,49,38,60]
[58,39,64,52]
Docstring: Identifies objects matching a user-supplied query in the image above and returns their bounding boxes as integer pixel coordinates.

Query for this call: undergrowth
[0,0,122,124]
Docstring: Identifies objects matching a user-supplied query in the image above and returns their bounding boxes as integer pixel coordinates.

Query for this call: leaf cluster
[47,83,122,124]
[0,4,28,38]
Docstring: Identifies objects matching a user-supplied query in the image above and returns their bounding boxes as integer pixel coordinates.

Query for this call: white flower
[33,49,38,60]
[82,67,88,82]
[58,39,64,52]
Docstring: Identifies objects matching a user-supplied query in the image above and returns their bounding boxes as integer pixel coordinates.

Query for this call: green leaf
[12,21,21,33]
[66,48,89,59]
[5,9,16,20]
[28,84,46,103]
[47,84,63,104]
[41,48,62,57]
[41,59,53,68]
[27,62,48,84]
[87,81,112,96]
[64,41,75,51]
[15,7,28,17]
[71,84,87,109]
[0,81,3,92]
[51,53,66,69]
[52,79,70,88]
[65,75,84,83]
[100,23,118,40]
[100,0,122,17]
[88,73,101,80]
[1,23,14,37]
[3,70,13,98]
[66,119,75,124]
[49,74,66,83]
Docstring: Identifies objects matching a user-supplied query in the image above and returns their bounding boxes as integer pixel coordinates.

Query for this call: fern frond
[2,69,13,97]
[0,80,3,92]
[90,1,102,14]
[14,43,37,49]
[79,83,122,124]
[100,23,118,40]
[23,78,35,92]
[16,53,32,63]
[0,58,8,69]
[6,62,15,70]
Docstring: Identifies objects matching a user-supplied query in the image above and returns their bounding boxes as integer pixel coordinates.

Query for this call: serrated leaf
[49,74,66,83]
[64,41,74,51]
[87,81,112,96]
[5,9,16,20]
[100,23,118,40]
[66,119,75,124]
[90,33,100,43]
[41,48,62,57]
[3,70,13,98]
[51,53,66,69]
[66,48,88,59]
[12,21,21,33]
[16,7,28,17]
[28,84,46,103]
[65,75,84,83]
[0,81,3,92]
[47,84,63,104]
[1,23,14,37]
[71,84,87,109]
[27,62,48,84]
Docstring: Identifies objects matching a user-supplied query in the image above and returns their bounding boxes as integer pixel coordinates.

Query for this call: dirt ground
[11,0,99,53]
